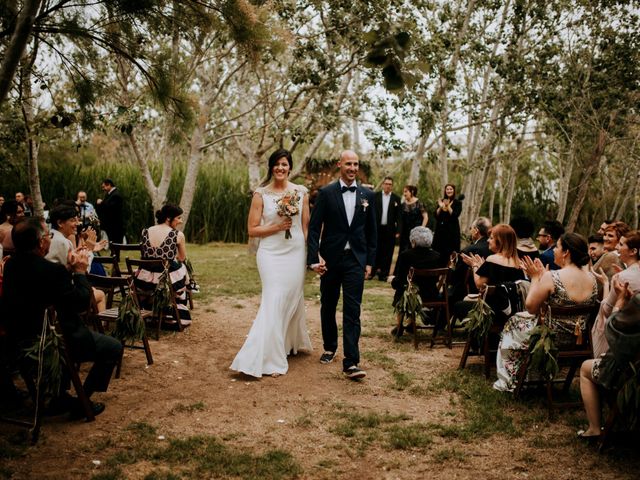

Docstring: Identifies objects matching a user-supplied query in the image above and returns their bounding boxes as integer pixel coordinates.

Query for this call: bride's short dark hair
[265,149,293,183]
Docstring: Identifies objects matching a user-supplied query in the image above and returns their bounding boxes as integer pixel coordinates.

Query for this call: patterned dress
[494,270,597,392]
[134,228,191,320]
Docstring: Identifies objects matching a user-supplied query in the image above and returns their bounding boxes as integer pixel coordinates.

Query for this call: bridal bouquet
[275,191,300,239]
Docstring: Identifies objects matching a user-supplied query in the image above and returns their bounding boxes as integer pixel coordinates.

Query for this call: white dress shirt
[381,192,391,225]
[340,179,357,250]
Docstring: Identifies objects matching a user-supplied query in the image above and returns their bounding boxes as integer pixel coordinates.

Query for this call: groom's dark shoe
[343,366,366,380]
[319,351,336,364]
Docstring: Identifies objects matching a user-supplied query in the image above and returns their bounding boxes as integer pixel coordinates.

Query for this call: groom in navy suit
[307,150,377,379]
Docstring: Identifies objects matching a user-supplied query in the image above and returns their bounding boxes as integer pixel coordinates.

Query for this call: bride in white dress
[230,149,312,377]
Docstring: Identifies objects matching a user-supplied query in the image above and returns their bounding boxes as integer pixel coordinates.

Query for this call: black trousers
[320,250,365,370]
[73,331,123,397]
[374,225,396,279]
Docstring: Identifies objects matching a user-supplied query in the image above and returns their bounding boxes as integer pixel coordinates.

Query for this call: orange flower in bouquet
[275,191,300,239]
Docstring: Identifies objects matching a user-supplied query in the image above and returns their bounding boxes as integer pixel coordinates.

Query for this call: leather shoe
[69,399,105,420]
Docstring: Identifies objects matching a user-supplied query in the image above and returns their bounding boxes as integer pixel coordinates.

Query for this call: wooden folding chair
[125,257,189,339]
[87,274,153,378]
[513,303,599,415]
[406,267,452,349]
[458,286,501,378]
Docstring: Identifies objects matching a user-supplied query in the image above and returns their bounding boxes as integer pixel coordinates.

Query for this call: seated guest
[591,230,640,357]
[449,216,491,304]
[45,204,77,266]
[461,224,526,326]
[1,217,122,417]
[510,216,539,261]
[462,223,525,292]
[134,204,191,320]
[0,200,25,253]
[588,234,605,264]
[537,220,564,270]
[579,287,640,440]
[593,221,629,281]
[389,226,441,337]
[494,233,597,391]
[46,204,106,311]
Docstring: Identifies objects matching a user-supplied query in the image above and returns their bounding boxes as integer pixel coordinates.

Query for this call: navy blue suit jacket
[307,181,377,270]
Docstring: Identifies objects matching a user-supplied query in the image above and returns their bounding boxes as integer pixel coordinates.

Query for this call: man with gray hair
[389,226,443,337]
[450,217,492,303]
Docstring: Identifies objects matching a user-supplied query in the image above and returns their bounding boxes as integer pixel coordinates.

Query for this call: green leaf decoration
[464,296,494,345]
[112,290,146,345]
[394,279,428,325]
[23,315,66,398]
[527,324,559,381]
[152,264,173,317]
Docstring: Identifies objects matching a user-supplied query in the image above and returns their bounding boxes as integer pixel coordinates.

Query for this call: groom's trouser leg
[341,252,365,370]
[320,265,342,354]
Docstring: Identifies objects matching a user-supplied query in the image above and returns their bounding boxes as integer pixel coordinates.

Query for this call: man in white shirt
[373,177,401,281]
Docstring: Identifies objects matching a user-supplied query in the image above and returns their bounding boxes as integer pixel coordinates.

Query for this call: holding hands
[521,256,547,281]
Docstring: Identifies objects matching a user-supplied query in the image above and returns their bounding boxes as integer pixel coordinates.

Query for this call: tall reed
[0,159,250,244]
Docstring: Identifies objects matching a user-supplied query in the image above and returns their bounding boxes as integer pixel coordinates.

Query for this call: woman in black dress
[432,183,462,263]
[398,185,428,254]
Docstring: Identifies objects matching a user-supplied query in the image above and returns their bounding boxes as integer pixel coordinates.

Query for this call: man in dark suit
[307,150,377,380]
[1,217,122,417]
[449,217,492,304]
[96,178,124,243]
[373,176,401,282]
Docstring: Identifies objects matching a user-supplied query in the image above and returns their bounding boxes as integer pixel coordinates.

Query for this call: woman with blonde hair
[593,221,629,280]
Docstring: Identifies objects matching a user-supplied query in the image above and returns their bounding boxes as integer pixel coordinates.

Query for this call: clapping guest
[2,217,122,418]
[591,230,640,357]
[432,183,462,262]
[579,284,640,440]
[494,233,597,391]
[593,221,629,281]
[46,204,106,311]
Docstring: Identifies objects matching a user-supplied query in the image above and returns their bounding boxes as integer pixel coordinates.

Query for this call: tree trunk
[20,63,43,217]
[179,99,211,229]
[0,0,41,108]
[566,128,609,231]
[556,147,574,223]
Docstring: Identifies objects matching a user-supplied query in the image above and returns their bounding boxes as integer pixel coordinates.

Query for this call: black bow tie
[341,185,357,193]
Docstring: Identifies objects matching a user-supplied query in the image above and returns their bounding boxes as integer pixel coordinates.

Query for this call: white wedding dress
[230,184,312,377]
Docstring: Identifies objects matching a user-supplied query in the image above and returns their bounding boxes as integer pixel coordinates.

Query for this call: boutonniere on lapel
[361,198,369,212]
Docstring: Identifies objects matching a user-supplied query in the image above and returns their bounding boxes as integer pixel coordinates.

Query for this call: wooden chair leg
[411,315,418,350]
[459,337,472,370]
[446,310,453,349]
[563,364,578,393]
[598,402,619,452]
[546,380,555,418]
[143,336,154,365]
[115,341,124,379]
[513,354,532,398]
